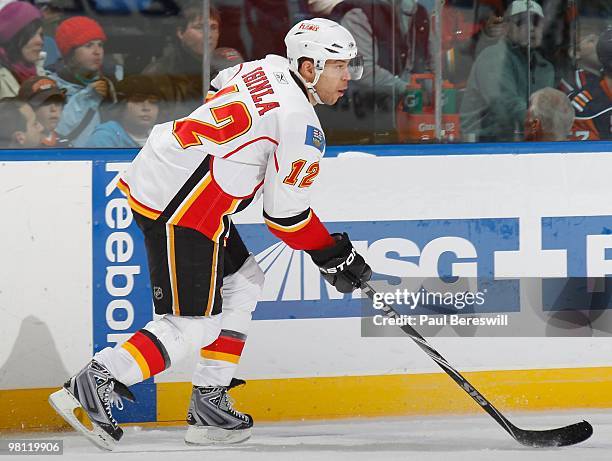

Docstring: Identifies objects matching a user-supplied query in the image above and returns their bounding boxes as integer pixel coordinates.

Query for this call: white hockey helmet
[285,18,363,104]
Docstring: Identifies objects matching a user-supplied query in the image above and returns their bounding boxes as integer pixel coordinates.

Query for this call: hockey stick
[359,280,593,447]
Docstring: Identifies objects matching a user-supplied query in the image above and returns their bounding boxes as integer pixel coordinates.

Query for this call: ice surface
[6,411,612,460]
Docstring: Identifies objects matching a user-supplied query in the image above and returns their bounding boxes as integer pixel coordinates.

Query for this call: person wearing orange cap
[48,16,116,147]
[18,75,70,147]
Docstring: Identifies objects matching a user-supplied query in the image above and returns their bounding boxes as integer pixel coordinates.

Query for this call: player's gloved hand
[307,232,372,293]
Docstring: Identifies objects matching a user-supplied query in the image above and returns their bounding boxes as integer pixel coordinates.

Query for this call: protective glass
[323,55,364,80]
[349,55,364,80]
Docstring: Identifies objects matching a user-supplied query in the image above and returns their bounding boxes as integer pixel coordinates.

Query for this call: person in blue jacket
[49,16,116,146]
[85,75,161,148]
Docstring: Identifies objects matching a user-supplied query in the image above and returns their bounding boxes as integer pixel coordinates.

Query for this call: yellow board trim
[4,367,612,431]
[200,349,241,364]
[122,341,151,380]
[157,367,612,423]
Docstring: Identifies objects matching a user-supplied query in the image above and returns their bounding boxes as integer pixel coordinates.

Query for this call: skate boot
[48,360,135,451]
[185,379,253,444]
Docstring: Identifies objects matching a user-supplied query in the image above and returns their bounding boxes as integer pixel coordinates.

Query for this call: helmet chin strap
[295,67,325,105]
[306,83,324,105]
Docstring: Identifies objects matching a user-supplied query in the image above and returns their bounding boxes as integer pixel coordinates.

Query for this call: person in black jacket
[568,28,612,141]
[144,1,242,121]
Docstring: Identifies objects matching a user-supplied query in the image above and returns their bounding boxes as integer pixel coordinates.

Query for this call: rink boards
[2,142,612,430]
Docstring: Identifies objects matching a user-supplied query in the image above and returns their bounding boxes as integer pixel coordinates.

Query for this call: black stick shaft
[360,281,519,437]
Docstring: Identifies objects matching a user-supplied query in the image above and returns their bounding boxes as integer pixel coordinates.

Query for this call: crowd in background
[0,0,610,148]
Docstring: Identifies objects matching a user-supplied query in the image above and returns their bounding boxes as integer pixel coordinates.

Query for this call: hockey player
[569,28,612,141]
[49,18,370,450]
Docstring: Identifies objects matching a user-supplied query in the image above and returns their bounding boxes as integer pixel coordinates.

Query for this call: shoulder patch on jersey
[274,72,289,84]
[305,125,325,153]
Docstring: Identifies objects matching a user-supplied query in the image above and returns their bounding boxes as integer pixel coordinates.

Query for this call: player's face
[314,59,351,105]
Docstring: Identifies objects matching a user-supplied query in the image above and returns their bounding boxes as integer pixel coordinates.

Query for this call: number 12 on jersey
[172,85,253,148]
[283,160,320,188]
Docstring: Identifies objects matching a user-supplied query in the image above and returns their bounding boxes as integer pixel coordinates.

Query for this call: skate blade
[48,388,117,451]
[184,425,252,445]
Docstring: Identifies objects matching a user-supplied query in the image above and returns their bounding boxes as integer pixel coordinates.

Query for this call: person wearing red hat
[0,1,45,100]
[48,16,116,147]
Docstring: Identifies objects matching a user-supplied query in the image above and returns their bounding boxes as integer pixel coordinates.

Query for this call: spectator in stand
[0,1,45,99]
[460,0,555,142]
[524,87,574,141]
[559,28,602,96]
[574,32,603,79]
[569,28,612,141]
[144,1,243,120]
[18,75,69,147]
[310,0,430,97]
[308,0,430,143]
[244,0,291,58]
[33,0,63,69]
[0,97,43,148]
[85,75,162,148]
[49,16,116,147]
[211,46,244,81]
[443,1,505,86]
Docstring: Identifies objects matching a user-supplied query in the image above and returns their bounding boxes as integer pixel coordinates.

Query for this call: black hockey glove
[307,233,372,293]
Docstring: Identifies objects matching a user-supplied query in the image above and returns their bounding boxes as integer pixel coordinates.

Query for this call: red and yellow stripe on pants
[201,330,246,364]
[122,329,171,380]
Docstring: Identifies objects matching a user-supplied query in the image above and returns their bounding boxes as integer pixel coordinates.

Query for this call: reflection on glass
[0,0,610,148]
[459,0,554,142]
[313,0,432,144]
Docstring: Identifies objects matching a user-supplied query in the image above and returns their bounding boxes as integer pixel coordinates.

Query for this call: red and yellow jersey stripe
[264,208,334,251]
[166,162,260,243]
[117,179,161,221]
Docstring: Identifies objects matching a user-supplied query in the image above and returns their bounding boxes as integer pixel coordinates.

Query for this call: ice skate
[185,379,253,445]
[48,360,135,451]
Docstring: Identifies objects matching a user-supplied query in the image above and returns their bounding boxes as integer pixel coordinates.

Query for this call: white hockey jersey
[118,55,334,250]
